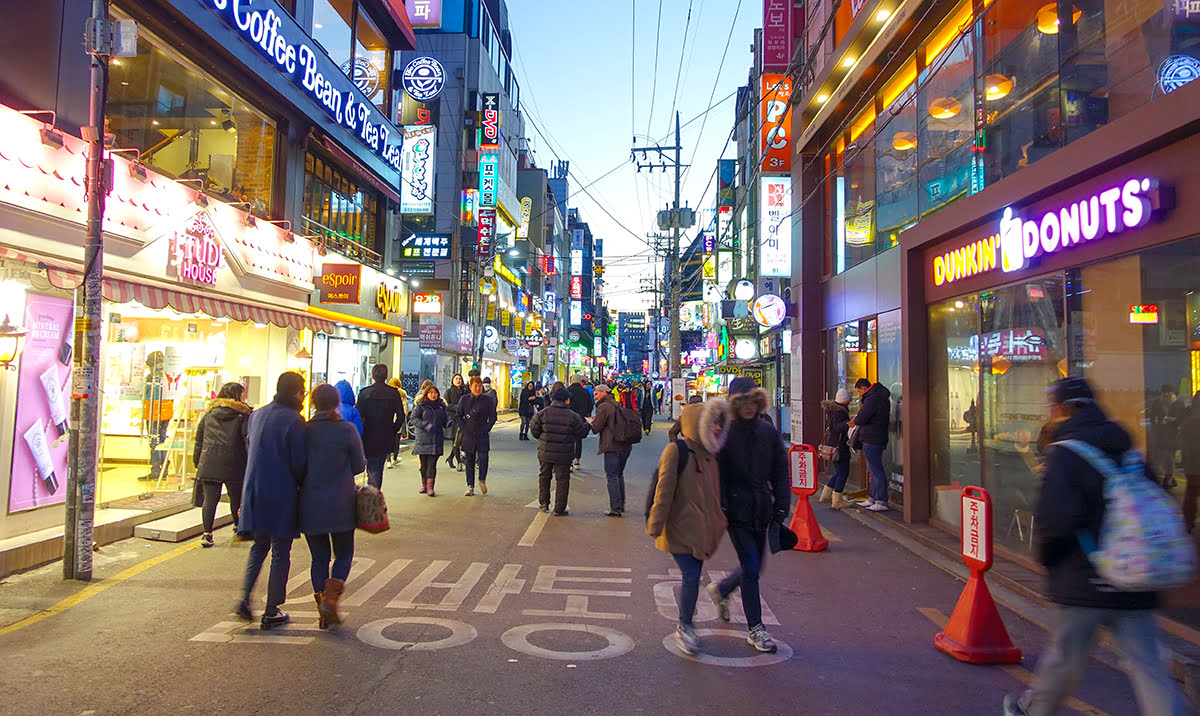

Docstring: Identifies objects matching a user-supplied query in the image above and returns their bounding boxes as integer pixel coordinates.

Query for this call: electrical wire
[645,0,665,139]
[665,0,695,135]
[682,0,744,197]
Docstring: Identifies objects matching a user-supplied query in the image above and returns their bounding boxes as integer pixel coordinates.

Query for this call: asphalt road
[0,416,1143,715]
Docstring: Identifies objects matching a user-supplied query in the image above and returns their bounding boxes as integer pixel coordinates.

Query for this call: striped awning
[102,277,335,333]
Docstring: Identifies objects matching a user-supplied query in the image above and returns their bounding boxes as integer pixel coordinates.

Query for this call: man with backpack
[1004,377,1191,716]
[590,384,641,517]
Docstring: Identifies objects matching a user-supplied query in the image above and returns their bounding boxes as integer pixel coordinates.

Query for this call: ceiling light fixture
[816,93,829,104]
[928,97,962,119]
[875,9,891,22]
[1036,3,1082,34]
[842,56,856,68]
[985,74,1014,100]
[892,131,918,151]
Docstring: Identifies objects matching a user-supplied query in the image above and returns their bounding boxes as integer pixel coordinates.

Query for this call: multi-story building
[618,312,649,375]
[787,0,1200,566]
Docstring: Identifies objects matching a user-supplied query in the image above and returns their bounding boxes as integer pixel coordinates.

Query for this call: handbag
[818,445,839,462]
[355,484,391,533]
[848,424,861,450]
[191,478,204,508]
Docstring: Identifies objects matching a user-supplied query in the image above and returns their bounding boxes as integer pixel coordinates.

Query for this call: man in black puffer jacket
[566,374,594,470]
[1004,377,1188,716]
[849,378,891,511]
[709,377,790,655]
[530,388,590,515]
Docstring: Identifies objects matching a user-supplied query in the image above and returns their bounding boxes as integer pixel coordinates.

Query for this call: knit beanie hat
[835,388,852,404]
[552,387,571,402]
[570,374,583,385]
[728,377,759,397]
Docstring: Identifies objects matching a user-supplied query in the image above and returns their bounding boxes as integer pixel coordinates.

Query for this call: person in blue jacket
[335,379,364,436]
[235,372,308,631]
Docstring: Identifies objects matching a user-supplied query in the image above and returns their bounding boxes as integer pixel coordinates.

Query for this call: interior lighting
[816,93,829,104]
[1036,3,1081,34]
[842,56,857,68]
[955,300,965,308]
[875,9,891,22]
[892,131,918,151]
[386,267,396,276]
[929,97,962,119]
[253,322,268,329]
[985,74,1014,100]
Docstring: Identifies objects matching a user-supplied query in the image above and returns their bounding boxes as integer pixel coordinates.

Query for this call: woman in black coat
[457,376,497,496]
[410,385,449,497]
[193,382,252,547]
[518,381,538,440]
[818,389,853,509]
[444,373,466,469]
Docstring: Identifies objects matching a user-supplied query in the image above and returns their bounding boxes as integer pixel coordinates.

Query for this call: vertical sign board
[400,125,436,214]
[480,93,501,148]
[961,487,992,571]
[760,74,793,173]
[789,444,816,492]
[762,0,793,73]
[477,208,496,258]
[478,153,499,208]
[760,177,792,276]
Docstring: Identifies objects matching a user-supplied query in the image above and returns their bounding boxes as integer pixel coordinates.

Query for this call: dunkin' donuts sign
[319,264,362,304]
[170,213,224,285]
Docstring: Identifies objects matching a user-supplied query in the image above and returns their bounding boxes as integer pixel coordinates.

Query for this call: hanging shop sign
[401,57,446,101]
[570,300,582,326]
[399,233,450,259]
[517,196,533,238]
[762,0,793,73]
[759,74,792,172]
[413,293,442,314]
[570,275,583,300]
[752,294,787,328]
[419,316,443,349]
[376,281,406,319]
[169,212,224,286]
[526,329,546,348]
[1129,304,1159,324]
[759,176,792,276]
[461,188,478,225]
[400,125,436,214]
[477,208,497,258]
[318,263,362,304]
[568,329,581,344]
[479,153,499,208]
[195,0,402,172]
[479,276,498,296]
[932,178,1168,287]
[734,338,758,361]
[480,93,501,148]
[483,325,500,353]
[341,57,381,100]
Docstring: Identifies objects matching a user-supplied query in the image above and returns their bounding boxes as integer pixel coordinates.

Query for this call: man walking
[530,387,590,515]
[849,377,892,511]
[638,380,655,434]
[457,376,497,496]
[590,384,634,517]
[1004,377,1189,716]
[567,374,593,470]
[236,371,308,630]
[708,377,790,653]
[356,364,405,490]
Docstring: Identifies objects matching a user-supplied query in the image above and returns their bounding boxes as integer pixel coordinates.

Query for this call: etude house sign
[196,0,402,172]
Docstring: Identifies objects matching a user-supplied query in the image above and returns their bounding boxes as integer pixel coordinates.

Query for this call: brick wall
[233,110,275,213]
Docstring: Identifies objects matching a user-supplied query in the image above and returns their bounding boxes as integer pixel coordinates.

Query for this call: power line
[682,0,743,196]
[645,0,664,138]
[665,0,695,133]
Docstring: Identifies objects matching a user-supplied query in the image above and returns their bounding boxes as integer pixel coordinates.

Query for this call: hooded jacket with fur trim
[647,399,730,560]
[821,399,851,462]
[193,398,251,483]
[720,386,791,530]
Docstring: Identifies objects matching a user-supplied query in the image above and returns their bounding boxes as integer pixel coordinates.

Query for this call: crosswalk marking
[518,510,550,547]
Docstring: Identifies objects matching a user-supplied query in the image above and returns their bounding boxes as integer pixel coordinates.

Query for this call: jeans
[365,456,387,489]
[1014,606,1189,716]
[147,420,169,477]
[200,480,242,533]
[519,415,532,439]
[304,530,355,594]
[574,437,583,462]
[671,553,703,626]
[716,526,767,629]
[538,460,571,513]
[862,442,888,504]
[827,458,851,493]
[242,534,293,615]
[464,448,489,487]
[603,449,631,512]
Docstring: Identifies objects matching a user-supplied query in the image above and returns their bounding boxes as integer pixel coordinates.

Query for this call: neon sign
[479,153,499,208]
[1129,304,1159,324]
[171,213,224,285]
[400,125,435,214]
[480,93,501,148]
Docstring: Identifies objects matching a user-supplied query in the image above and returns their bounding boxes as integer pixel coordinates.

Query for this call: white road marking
[661,628,793,667]
[343,559,411,607]
[474,564,526,614]
[388,560,489,611]
[518,511,550,547]
[501,622,635,661]
[282,557,376,607]
[357,616,478,651]
[189,618,319,645]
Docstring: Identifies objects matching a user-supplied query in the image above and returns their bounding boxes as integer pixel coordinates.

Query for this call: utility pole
[65,0,111,580]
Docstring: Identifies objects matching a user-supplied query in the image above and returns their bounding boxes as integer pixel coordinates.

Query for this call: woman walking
[300,384,365,629]
[647,399,729,656]
[818,389,853,509]
[410,384,449,496]
[518,381,538,440]
[444,373,466,470]
[457,376,497,496]
[193,382,252,548]
[335,380,364,436]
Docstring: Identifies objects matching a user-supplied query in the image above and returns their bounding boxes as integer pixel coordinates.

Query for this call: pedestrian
[445,373,466,470]
[1149,384,1184,488]
[356,364,405,490]
[530,387,590,515]
[567,374,594,470]
[457,376,497,496]
[334,380,363,436]
[638,380,655,435]
[668,395,705,441]
[482,376,497,405]
[1182,392,1200,532]
[532,385,547,413]
[707,376,790,653]
[235,371,308,630]
[647,399,729,656]
[590,384,634,517]
[849,377,892,511]
[518,381,538,440]
[410,384,449,496]
[300,384,365,629]
[387,377,409,443]
[193,382,251,548]
[818,389,853,509]
[1003,377,1190,716]
[654,383,665,413]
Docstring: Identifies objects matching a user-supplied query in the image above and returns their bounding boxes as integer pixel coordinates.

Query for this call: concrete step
[134,504,232,542]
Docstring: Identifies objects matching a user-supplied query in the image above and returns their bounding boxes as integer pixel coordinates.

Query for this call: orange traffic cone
[788,496,829,552]
[935,571,1022,664]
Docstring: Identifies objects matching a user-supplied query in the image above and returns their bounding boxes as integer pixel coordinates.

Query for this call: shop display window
[919,27,976,217]
[311,333,379,389]
[843,111,878,270]
[108,9,276,216]
[312,0,393,115]
[98,304,311,505]
[303,151,382,267]
[875,82,918,254]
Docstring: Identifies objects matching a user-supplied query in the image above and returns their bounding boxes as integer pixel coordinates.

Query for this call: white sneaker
[675,624,701,656]
[464,487,474,496]
[855,498,874,508]
[866,501,890,512]
[747,624,777,653]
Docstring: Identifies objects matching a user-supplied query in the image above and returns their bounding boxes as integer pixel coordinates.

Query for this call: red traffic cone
[935,571,1022,664]
[788,496,829,552]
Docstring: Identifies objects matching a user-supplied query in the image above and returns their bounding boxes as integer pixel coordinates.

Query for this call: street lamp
[0,314,27,370]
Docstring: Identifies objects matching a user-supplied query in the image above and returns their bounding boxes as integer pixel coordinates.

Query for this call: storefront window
[312,0,393,114]
[303,151,381,267]
[312,333,378,388]
[875,83,918,252]
[843,112,877,270]
[918,27,975,217]
[108,12,276,215]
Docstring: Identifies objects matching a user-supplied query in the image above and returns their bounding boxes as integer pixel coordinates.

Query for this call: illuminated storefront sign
[477,208,496,257]
[1130,304,1159,324]
[479,153,499,207]
[196,0,401,171]
[461,188,477,225]
[762,0,793,73]
[318,263,362,304]
[480,93,501,148]
[400,125,436,214]
[169,212,224,285]
[759,177,792,276]
[752,294,786,328]
[932,178,1166,286]
[399,233,450,259]
[407,0,443,28]
[492,256,522,287]
[570,275,583,300]
[401,57,445,101]
[759,74,792,172]
[413,293,442,314]
[570,300,582,325]
[517,197,533,238]
[376,282,406,319]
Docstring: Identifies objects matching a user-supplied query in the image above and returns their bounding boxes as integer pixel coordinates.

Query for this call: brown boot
[320,578,345,627]
[314,593,327,629]
[818,486,833,504]
[831,492,847,509]
[427,479,435,497]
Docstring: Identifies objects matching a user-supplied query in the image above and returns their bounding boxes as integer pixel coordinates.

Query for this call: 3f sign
[766,101,788,150]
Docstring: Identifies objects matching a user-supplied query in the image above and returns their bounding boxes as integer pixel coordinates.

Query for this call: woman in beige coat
[647,398,729,656]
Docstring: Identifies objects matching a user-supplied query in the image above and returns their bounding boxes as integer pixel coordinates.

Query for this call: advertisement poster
[9,294,74,512]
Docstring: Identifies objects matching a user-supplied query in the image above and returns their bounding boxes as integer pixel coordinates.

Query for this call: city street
[0,418,1142,715]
